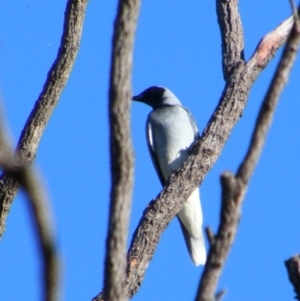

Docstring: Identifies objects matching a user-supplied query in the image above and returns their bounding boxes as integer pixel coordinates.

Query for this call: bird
[132,86,206,266]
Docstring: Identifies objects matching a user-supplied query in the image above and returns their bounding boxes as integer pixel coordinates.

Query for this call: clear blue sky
[0,1,300,301]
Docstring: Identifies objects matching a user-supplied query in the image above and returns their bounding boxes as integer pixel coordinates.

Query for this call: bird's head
[132,86,181,109]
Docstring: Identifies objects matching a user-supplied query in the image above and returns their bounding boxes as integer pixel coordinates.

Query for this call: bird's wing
[146,117,166,186]
[182,107,200,141]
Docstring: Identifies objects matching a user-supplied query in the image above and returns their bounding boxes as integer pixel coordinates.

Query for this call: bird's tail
[178,218,206,266]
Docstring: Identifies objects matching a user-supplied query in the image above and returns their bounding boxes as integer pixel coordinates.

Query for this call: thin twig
[289,0,298,19]
[215,289,227,301]
[101,1,140,301]
[195,7,300,301]
[205,227,215,246]
[0,0,89,237]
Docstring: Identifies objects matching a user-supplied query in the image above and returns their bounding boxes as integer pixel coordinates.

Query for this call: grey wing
[183,107,200,141]
[146,118,166,186]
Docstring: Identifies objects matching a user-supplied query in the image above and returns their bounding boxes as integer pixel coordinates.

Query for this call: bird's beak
[132,93,143,101]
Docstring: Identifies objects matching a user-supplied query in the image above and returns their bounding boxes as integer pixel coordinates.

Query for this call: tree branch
[124,14,294,299]
[0,0,89,237]
[195,7,300,301]
[216,0,245,80]
[17,167,59,301]
[102,1,140,301]
[248,15,295,71]
[237,13,300,183]
[285,255,300,301]
[195,172,242,301]
[0,108,59,301]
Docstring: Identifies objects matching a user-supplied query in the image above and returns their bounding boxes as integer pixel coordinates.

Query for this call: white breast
[148,106,195,181]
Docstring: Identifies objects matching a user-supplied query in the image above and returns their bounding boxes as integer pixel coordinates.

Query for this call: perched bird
[132,86,206,266]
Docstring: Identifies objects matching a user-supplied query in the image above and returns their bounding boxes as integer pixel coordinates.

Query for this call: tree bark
[103,1,140,301]
[122,15,295,299]
[0,0,89,237]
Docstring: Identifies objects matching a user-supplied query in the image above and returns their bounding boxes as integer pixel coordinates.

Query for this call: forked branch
[124,13,295,301]
[94,4,296,301]
[195,8,300,301]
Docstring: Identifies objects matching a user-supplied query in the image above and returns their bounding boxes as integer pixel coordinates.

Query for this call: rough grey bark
[285,255,300,301]
[103,1,140,301]
[216,0,245,80]
[121,14,295,299]
[195,10,300,300]
[0,0,89,237]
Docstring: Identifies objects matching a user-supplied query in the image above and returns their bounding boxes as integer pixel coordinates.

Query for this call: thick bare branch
[195,9,300,301]
[216,0,245,80]
[285,255,300,301]
[238,12,300,183]
[124,14,294,299]
[101,1,140,301]
[0,0,89,237]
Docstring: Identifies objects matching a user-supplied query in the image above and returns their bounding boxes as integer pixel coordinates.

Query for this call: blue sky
[0,1,300,301]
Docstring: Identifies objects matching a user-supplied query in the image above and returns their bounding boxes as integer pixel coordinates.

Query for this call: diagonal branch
[124,14,295,299]
[0,0,89,237]
[195,8,300,301]
[93,9,295,301]
[102,1,140,301]
[237,13,300,183]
